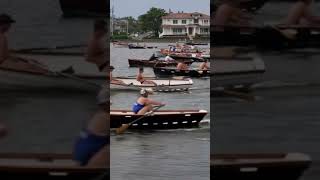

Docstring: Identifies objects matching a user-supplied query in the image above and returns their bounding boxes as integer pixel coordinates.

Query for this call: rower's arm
[147,99,164,106]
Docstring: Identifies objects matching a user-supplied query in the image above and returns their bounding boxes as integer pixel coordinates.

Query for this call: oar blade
[116,124,130,134]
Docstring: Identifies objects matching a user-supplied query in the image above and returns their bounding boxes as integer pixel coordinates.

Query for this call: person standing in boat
[213,0,252,31]
[132,88,165,115]
[136,67,157,86]
[0,14,15,65]
[283,0,320,26]
[86,19,108,72]
[73,89,109,167]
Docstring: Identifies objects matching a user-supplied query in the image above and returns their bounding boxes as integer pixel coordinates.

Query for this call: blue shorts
[73,130,109,166]
[132,102,145,114]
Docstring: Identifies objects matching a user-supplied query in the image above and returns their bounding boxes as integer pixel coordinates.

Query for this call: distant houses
[159,11,210,38]
[111,18,128,35]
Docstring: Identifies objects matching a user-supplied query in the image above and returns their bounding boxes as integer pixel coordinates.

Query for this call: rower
[73,89,109,167]
[136,67,157,86]
[283,0,320,26]
[109,66,125,85]
[132,88,165,115]
[213,0,252,31]
[86,19,108,72]
[177,61,189,71]
[0,14,15,64]
[199,59,210,70]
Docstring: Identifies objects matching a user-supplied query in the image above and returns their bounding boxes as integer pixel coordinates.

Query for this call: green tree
[122,16,139,34]
[138,7,167,37]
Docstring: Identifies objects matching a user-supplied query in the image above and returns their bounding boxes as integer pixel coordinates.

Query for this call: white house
[160,12,210,38]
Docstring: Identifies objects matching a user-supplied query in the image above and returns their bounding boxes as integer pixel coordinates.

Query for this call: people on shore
[73,89,109,167]
[86,19,108,72]
[213,0,252,30]
[132,88,165,115]
[282,0,320,26]
[0,14,15,64]
[136,67,157,86]
[199,59,210,70]
[177,61,189,70]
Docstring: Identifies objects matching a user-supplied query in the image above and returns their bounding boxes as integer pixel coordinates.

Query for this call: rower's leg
[87,145,109,167]
[137,105,153,115]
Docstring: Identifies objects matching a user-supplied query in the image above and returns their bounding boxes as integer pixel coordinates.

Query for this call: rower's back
[283,1,310,25]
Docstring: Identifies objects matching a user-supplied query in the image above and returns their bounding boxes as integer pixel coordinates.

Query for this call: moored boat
[111,77,193,92]
[211,153,311,180]
[0,153,108,180]
[153,67,210,78]
[128,44,157,49]
[111,109,208,129]
[128,59,193,67]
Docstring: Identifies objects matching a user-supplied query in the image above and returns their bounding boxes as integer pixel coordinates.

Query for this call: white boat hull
[111,78,193,92]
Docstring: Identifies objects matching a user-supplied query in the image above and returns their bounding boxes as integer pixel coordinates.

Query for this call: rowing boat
[111,110,207,129]
[212,25,320,49]
[128,59,193,67]
[111,77,193,91]
[211,153,311,180]
[213,55,265,88]
[0,58,105,91]
[128,44,157,49]
[0,153,108,180]
[153,67,210,77]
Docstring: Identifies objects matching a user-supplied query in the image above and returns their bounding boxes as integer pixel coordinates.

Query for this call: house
[160,12,210,38]
[111,18,128,35]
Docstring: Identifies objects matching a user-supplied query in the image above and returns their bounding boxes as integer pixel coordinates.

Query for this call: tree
[138,7,167,37]
[123,16,139,34]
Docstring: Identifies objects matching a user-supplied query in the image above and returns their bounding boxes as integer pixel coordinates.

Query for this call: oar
[270,25,297,40]
[116,105,165,134]
[13,44,86,53]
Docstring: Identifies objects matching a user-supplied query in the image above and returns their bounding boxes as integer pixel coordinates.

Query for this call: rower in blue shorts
[132,88,165,115]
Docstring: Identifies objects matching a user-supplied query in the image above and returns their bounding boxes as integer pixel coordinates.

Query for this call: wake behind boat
[111,77,193,92]
[111,109,207,129]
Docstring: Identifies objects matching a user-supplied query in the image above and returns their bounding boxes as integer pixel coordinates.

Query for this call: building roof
[162,12,210,19]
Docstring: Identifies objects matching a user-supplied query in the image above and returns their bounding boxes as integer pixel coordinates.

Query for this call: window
[203,20,209,24]
[194,19,199,24]
[173,28,183,34]
[182,20,187,24]
[200,28,209,34]
[173,20,178,24]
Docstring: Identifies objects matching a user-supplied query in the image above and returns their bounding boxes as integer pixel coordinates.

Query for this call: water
[110,44,210,180]
[212,2,320,180]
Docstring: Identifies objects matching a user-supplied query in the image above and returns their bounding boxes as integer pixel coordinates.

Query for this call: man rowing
[213,0,252,30]
[283,0,320,26]
[73,89,109,167]
[136,67,157,86]
[132,88,165,115]
[177,61,189,71]
[109,66,125,85]
[199,59,210,70]
[86,19,108,72]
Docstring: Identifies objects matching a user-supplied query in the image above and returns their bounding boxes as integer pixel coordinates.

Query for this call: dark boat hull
[111,110,207,129]
[128,59,192,67]
[59,0,107,17]
[0,153,108,180]
[154,67,210,77]
[128,45,157,49]
[211,153,311,180]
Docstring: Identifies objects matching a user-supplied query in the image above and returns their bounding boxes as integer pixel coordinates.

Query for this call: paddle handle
[129,105,165,126]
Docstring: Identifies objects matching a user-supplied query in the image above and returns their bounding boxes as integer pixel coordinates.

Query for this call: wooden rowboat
[59,0,107,17]
[211,153,311,180]
[128,59,193,67]
[0,153,108,180]
[153,67,210,78]
[111,77,193,91]
[128,44,157,49]
[111,110,208,129]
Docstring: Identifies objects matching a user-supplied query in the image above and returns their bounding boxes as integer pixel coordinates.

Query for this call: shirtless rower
[283,0,320,26]
[177,61,189,71]
[73,89,109,167]
[109,66,125,85]
[86,19,108,72]
[199,59,210,70]
[136,67,157,86]
[213,0,252,30]
[0,14,15,65]
[132,88,165,115]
